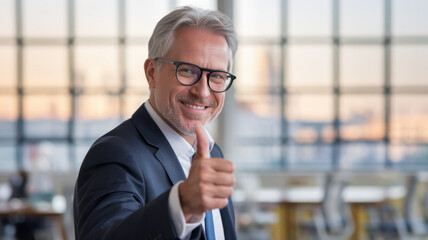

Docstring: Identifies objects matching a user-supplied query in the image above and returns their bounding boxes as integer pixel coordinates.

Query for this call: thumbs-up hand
[179,124,235,221]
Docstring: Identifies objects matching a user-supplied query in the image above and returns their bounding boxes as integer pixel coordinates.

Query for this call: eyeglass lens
[176,64,231,92]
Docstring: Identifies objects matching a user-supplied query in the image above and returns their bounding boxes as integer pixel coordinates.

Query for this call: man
[73,6,238,240]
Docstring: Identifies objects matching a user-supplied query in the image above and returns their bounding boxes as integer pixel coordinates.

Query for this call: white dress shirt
[144,101,225,240]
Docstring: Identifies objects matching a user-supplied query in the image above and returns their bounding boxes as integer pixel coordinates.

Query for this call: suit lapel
[154,148,186,184]
[190,226,204,240]
[220,200,237,239]
[211,144,237,238]
[131,103,186,185]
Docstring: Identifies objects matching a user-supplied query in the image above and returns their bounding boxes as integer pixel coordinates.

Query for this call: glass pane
[392,0,428,36]
[75,0,117,37]
[123,94,149,119]
[0,45,16,88]
[23,0,67,37]
[126,45,149,89]
[287,144,333,170]
[75,46,119,89]
[0,95,17,138]
[24,46,68,88]
[234,0,281,38]
[74,94,121,139]
[176,0,217,9]
[340,95,385,140]
[392,46,428,86]
[23,141,70,172]
[340,45,383,87]
[390,95,428,143]
[0,0,15,37]
[235,44,281,91]
[233,144,282,170]
[287,45,333,87]
[287,94,335,142]
[289,0,332,37]
[390,144,428,167]
[0,143,17,173]
[340,0,383,37]
[235,93,281,138]
[126,0,169,37]
[23,95,70,137]
[339,142,385,169]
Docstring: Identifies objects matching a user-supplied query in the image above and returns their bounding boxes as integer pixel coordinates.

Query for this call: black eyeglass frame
[154,57,236,93]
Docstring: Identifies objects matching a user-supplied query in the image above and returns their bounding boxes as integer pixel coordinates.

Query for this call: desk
[234,185,406,240]
[281,185,405,239]
[233,185,406,204]
[0,200,67,240]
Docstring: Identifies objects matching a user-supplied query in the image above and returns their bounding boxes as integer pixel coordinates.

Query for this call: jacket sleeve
[73,137,178,240]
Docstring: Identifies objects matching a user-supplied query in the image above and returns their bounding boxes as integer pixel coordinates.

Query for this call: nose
[190,72,211,97]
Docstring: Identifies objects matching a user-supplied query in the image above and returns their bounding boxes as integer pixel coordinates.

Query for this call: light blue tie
[205,211,216,240]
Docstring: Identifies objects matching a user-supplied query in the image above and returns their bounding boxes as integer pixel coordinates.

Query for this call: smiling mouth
[182,102,206,110]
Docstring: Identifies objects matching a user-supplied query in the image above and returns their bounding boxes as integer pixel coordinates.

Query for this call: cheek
[154,86,171,108]
[214,95,225,111]
[161,86,183,108]
[157,80,174,97]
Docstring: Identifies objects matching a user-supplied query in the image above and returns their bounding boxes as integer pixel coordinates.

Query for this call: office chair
[299,172,355,240]
[366,173,428,240]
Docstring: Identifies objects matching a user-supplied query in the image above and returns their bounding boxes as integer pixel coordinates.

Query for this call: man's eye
[178,66,198,76]
[211,73,226,80]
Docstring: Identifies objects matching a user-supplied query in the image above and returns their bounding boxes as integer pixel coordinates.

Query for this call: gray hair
[148,6,238,71]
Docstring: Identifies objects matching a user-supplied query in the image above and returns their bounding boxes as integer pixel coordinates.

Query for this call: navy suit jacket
[73,103,236,240]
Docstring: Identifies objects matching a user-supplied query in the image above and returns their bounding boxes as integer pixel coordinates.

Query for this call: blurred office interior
[0,0,427,239]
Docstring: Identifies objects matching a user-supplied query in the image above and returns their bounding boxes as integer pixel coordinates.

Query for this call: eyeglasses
[154,57,236,93]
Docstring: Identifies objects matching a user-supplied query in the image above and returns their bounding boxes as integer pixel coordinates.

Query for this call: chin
[175,125,196,136]
[174,120,208,136]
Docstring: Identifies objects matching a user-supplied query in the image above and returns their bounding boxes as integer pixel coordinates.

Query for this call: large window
[0,0,427,172]
[232,0,428,170]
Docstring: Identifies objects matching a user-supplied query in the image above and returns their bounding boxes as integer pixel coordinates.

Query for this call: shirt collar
[144,100,214,158]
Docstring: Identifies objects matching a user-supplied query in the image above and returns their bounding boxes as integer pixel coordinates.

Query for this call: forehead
[166,27,230,71]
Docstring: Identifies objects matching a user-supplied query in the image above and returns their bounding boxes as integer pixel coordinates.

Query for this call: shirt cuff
[169,181,204,239]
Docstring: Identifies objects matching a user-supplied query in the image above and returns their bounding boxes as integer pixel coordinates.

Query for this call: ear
[144,58,156,89]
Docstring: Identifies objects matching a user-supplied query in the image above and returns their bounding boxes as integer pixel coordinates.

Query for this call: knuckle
[198,182,205,191]
[198,170,204,180]
[199,183,209,194]
[224,187,232,196]
[222,174,234,185]
[200,159,211,169]
[201,195,210,207]
[227,161,234,172]
[200,171,211,182]
[220,198,228,208]
[225,175,234,185]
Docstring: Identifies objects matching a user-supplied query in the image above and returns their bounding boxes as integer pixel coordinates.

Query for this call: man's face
[147,26,230,136]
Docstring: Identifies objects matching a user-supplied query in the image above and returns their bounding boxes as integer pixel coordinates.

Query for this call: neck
[183,134,196,146]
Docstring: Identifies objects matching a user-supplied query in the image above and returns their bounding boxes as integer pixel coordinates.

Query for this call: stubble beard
[155,95,218,136]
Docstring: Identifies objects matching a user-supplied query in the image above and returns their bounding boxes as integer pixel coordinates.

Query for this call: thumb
[194,124,210,159]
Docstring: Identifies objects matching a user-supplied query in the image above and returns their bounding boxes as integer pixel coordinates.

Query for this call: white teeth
[184,103,205,110]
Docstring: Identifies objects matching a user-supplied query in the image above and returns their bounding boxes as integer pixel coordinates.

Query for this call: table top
[233,185,406,204]
[0,199,64,217]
